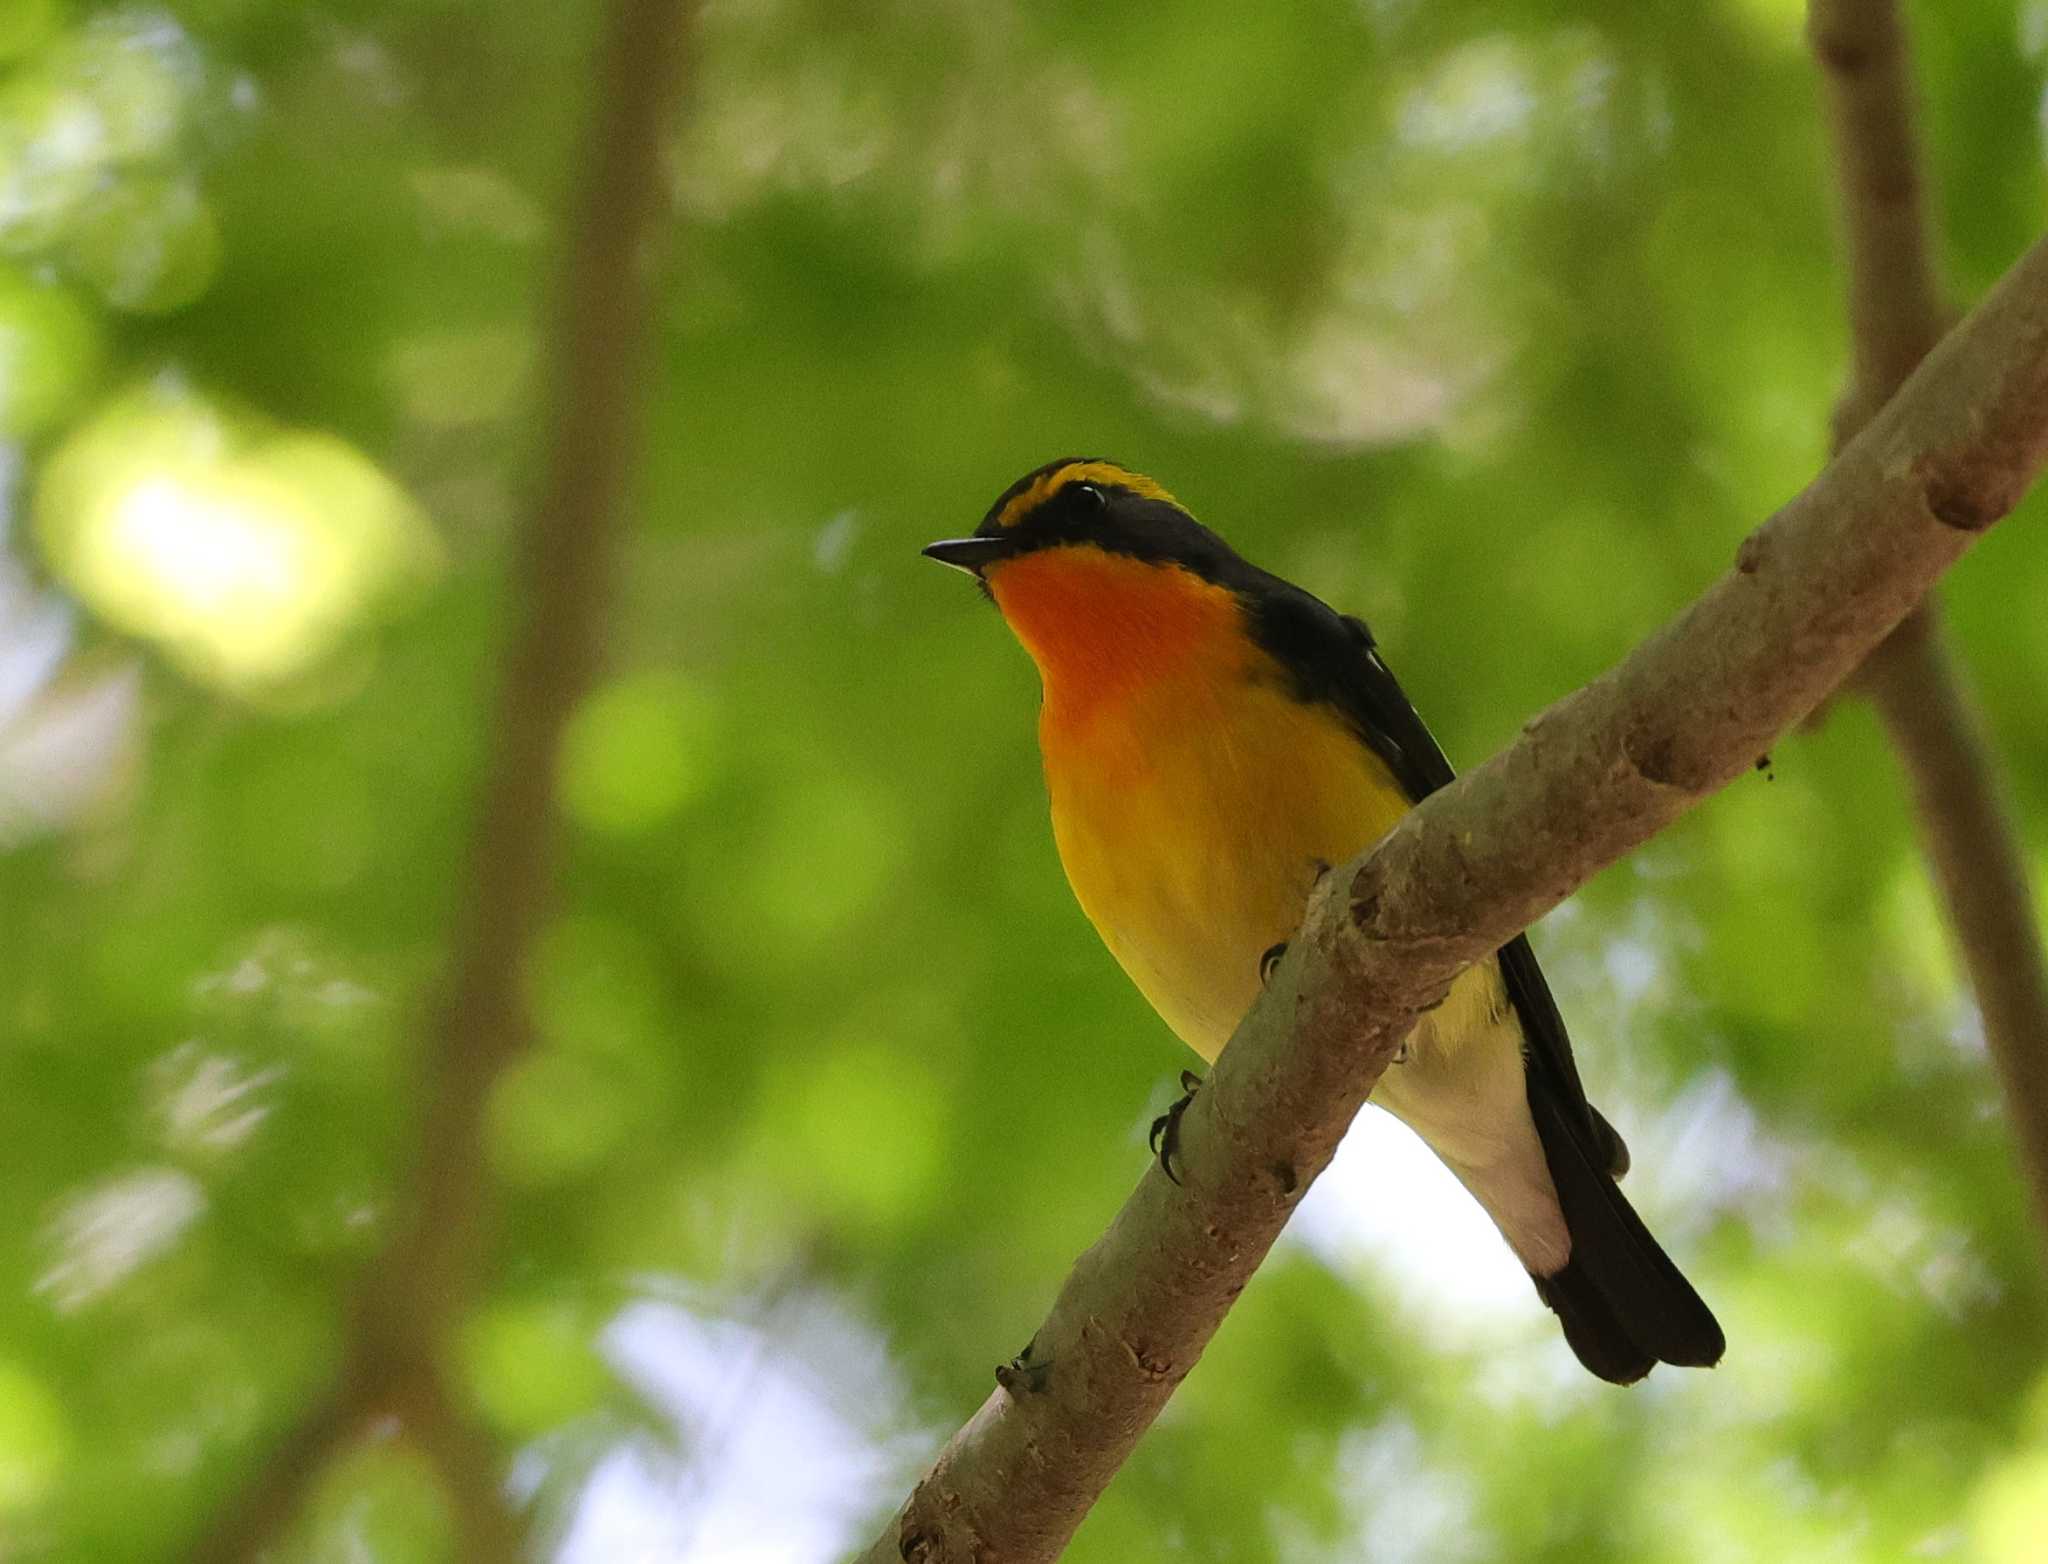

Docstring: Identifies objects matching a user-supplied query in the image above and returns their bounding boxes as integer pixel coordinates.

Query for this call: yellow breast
[988,546,1413,1059]
[1044,668,1411,1057]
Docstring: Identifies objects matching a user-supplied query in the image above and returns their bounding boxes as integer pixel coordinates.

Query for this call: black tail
[1527,1082,1724,1384]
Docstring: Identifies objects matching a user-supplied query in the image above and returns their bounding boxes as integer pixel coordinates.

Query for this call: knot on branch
[1347,857,1464,963]
[1121,1334,1179,1381]
[1620,720,1714,794]
[1920,468,2006,533]
[898,1478,978,1563]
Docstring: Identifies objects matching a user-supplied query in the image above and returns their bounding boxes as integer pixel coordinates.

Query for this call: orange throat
[986,545,1250,728]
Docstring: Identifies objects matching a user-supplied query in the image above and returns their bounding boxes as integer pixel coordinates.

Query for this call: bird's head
[922,457,1235,581]
[924,458,1260,710]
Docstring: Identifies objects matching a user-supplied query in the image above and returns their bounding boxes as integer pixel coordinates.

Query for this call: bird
[923,457,1724,1384]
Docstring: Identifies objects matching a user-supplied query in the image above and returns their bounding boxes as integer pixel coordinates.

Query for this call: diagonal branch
[1864,619,2048,1238]
[184,3,695,1559]
[1810,0,2048,1248]
[861,226,2048,1562]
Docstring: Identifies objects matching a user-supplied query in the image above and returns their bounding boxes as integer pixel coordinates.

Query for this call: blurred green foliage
[3,1,2048,1560]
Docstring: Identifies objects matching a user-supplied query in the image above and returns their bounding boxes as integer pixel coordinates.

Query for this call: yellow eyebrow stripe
[993,461,1180,530]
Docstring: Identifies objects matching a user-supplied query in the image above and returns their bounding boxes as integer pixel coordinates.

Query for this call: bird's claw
[1259,941,1287,988]
[1149,1069,1203,1185]
[995,1339,1052,1395]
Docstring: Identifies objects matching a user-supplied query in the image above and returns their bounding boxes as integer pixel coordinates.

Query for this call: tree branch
[1865,620,2048,1238]
[1809,0,1946,436]
[861,226,2048,1562]
[1810,0,2048,1247]
[184,3,694,1558]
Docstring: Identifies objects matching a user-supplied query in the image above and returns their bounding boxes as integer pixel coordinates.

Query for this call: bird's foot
[995,1338,1051,1396]
[1263,861,1337,989]
[1259,942,1288,988]
[1395,983,1452,1066]
[1148,1069,1204,1185]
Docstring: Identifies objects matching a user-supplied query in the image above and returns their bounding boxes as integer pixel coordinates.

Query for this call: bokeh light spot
[0,13,205,254]
[458,1298,611,1439]
[1725,0,1809,48]
[488,1045,633,1188]
[529,913,666,1054]
[385,329,533,428]
[0,73,107,253]
[564,1292,921,1563]
[35,1166,205,1311]
[34,385,438,690]
[0,1359,69,1514]
[0,265,103,436]
[1974,1446,2048,1564]
[559,670,718,836]
[295,1441,453,1564]
[61,14,201,165]
[67,173,221,313]
[753,1038,947,1228]
[733,771,901,956]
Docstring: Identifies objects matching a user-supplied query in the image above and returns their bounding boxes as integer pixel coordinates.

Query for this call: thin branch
[398,1369,532,1564]
[1866,620,2048,1239]
[183,1385,369,1564]
[184,2,695,1558]
[861,227,2048,1562]
[1810,0,2048,1246]
[1810,0,1946,435]
[374,0,692,1359]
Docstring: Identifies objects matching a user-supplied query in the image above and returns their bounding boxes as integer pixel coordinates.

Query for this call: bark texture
[860,224,2048,1563]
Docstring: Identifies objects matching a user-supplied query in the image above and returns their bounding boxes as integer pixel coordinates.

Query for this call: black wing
[1248,582,1722,1378]
[1246,586,1607,1151]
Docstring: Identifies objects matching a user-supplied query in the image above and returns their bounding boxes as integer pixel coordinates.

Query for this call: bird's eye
[1072,483,1107,512]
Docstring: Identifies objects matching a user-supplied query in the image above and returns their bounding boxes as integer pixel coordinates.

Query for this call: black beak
[921,536,1016,576]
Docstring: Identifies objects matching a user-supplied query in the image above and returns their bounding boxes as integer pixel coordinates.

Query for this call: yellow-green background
[4,0,2048,1559]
